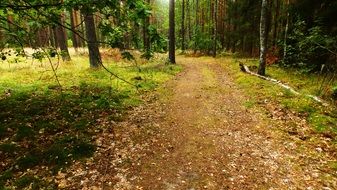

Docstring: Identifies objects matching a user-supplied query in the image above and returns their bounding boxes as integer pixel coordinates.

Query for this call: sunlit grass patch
[0,53,181,188]
[201,65,217,90]
[217,57,337,138]
[233,58,337,98]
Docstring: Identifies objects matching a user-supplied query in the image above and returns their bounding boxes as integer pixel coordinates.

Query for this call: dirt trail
[124,57,336,190]
[62,57,336,189]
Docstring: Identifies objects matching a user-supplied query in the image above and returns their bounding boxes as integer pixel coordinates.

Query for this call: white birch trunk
[258,0,268,76]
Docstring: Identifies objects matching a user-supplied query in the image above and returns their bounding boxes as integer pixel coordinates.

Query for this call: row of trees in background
[174,0,336,73]
[1,0,336,73]
[0,0,167,68]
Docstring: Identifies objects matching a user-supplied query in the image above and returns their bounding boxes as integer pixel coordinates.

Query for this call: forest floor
[61,56,337,189]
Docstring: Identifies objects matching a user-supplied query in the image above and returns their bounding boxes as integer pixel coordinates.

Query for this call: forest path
[125,57,333,190]
[61,57,336,189]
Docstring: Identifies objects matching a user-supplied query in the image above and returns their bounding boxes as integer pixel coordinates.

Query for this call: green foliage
[148,25,167,52]
[14,175,51,190]
[45,136,95,168]
[141,50,153,60]
[0,170,13,189]
[332,86,337,100]
[1,0,162,60]
[0,143,18,155]
[15,126,35,140]
[283,20,337,72]
[121,51,135,61]
[193,29,213,53]
[102,25,125,48]
[0,55,181,188]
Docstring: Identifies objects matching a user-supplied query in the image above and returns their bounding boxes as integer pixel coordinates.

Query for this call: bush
[282,20,337,72]
[332,86,337,100]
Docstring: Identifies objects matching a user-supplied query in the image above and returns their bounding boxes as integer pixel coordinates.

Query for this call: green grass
[216,57,337,139]
[0,53,181,188]
[201,65,217,90]
[235,59,337,98]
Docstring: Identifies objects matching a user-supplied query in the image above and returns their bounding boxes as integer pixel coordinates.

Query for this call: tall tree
[213,0,218,57]
[258,0,268,75]
[272,0,280,46]
[283,0,290,59]
[143,0,151,52]
[169,0,176,64]
[181,0,185,52]
[186,0,191,42]
[70,9,79,51]
[194,0,199,53]
[84,12,101,68]
[55,12,71,61]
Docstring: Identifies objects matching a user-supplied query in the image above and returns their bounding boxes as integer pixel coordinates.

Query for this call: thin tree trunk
[181,0,185,52]
[84,13,101,68]
[75,10,84,48]
[258,0,268,76]
[213,0,218,57]
[194,0,199,53]
[231,3,237,53]
[80,13,86,47]
[187,0,191,43]
[49,26,55,48]
[283,0,290,59]
[169,0,176,64]
[52,27,59,48]
[70,9,79,51]
[56,12,71,61]
[273,0,280,46]
[143,0,151,52]
[227,14,231,51]
[0,29,2,42]
[208,0,213,54]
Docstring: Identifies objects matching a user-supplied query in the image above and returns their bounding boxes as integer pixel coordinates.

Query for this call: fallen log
[239,62,329,107]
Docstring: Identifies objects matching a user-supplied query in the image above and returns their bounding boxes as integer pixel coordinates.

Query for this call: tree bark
[70,9,79,50]
[0,28,3,42]
[143,0,151,52]
[56,12,71,61]
[283,0,290,59]
[79,13,86,47]
[258,0,268,76]
[213,0,218,57]
[194,0,199,53]
[272,0,280,46]
[84,13,101,68]
[169,0,176,64]
[181,0,185,52]
[187,0,191,43]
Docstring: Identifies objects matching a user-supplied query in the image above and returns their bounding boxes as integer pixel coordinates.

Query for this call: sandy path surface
[61,57,336,190]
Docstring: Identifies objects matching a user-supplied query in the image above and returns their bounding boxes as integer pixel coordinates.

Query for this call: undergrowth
[217,57,337,139]
[0,54,181,188]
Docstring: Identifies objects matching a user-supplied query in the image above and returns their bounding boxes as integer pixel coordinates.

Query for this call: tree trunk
[0,29,2,42]
[79,13,86,47]
[194,0,199,53]
[187,0,191,43]
[143,0,151,52]
[169,0,176,64]
[70,9,79,51]
[181,0,185,52]
[258,0,268,76]
[84,13,102,68]
[52,27,59,48]
[273,0,280,46]
[283,0,290,59]
[56,12,71,61]
[213,0,218,57]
